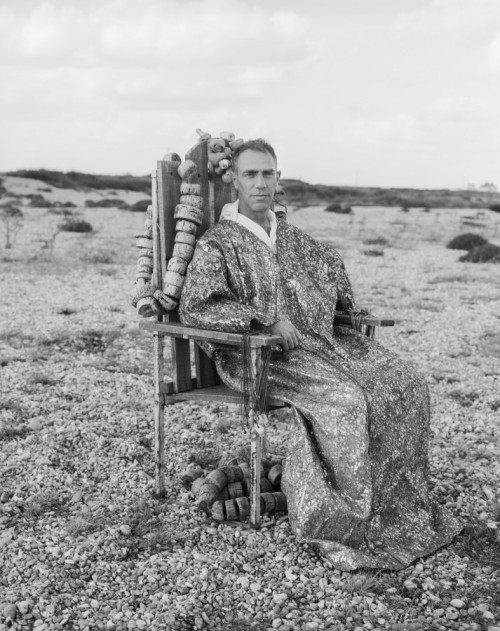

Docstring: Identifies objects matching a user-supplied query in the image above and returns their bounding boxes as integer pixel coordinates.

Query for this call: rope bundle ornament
[180,457,287,523]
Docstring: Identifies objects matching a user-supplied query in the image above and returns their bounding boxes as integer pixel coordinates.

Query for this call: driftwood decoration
[132,129,248,317]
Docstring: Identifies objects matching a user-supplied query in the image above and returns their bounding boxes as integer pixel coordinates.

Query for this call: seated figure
[179,138,461,571]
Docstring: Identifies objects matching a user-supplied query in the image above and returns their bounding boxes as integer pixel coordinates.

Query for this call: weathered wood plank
[159,383,285,407]
[140,321,283,347]
[185,142,211,238]
[153,332,166,496]
[157,159,192,392]
[212,168,234,224]
[194,345,220,389]
[157,160,180,273]
[334,314,395,327]
[151,170,166,496]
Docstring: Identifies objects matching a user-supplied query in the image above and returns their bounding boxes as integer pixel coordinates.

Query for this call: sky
[1,0,500,190]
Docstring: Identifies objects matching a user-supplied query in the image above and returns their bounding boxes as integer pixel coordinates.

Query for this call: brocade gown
[179,210,461,571]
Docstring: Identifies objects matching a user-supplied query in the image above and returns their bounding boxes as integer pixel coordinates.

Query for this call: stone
[28,417,42,431]
[16,601,30,615]
[119,525,132,536]
[71,491,84,504]
[2,605,17,621]
[450,598,465,609]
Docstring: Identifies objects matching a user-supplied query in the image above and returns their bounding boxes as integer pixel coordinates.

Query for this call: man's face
[232,149,279,217]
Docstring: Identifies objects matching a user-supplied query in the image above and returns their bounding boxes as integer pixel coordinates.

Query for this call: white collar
[219,200,277,252]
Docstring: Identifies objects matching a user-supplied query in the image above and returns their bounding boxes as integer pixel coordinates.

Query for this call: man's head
[231,139,280,219]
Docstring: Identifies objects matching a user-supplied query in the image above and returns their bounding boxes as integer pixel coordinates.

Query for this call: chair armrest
[139,320,284,348]
[334,312,395,327]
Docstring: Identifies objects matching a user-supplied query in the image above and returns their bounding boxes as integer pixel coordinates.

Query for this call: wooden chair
[139,138,394,526]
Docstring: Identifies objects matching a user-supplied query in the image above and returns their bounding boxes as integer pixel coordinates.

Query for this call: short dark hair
[232,138,277,173]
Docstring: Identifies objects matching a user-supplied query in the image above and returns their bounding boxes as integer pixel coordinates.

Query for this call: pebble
[119,525,132,536]
[16,601,30,615]
[1,283,499,631]
[2,605,17,621]
[450,598,465,608]
[28,417,43,431]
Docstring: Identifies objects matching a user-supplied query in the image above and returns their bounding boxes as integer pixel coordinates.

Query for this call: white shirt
[219,200,277,253]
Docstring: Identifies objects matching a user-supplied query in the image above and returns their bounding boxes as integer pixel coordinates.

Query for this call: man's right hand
[263,320,303,351]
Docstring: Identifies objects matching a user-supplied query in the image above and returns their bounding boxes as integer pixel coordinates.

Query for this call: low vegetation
[130,199,152,213]
[324,203,353,214]
[447,233,489,251]
[0,203,24,248]
[85,198,130,209]
[459,243,500,263]
[58,218,94,233]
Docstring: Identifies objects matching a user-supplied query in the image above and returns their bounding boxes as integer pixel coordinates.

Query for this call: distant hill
[4,169,500,209]
[281,178,500,210]
[5,169,151,194]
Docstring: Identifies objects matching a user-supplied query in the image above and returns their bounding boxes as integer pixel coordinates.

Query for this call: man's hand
[263,320,302,351]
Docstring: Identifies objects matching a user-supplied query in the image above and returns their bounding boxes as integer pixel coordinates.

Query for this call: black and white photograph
[1,1,500,630]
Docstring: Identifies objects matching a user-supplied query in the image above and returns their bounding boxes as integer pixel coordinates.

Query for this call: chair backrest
[152,139,237,393]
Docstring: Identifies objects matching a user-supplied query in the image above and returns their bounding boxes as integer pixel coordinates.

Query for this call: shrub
[48,207,75,217]
[27,193,53,208]
[363,249,384,257]
[459,243,500,263]
[82,251,115,264]
[363,236,389,246]
[0,203,24,248]
[58,218,94,233]
[447,233,488,251]
[85,198,130,209]
[130,199,152,213]
[324,203,352,214]
[489,204,500,213]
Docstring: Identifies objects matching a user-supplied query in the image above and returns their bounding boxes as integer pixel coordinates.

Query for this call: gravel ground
[1,178,500,630]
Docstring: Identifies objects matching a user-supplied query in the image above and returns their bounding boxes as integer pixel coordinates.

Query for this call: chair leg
[250,420,263,526]
[365,324,376,339]
[153,332,166,496]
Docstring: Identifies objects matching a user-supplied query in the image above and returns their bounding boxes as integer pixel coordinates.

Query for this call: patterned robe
[179,213,461,571]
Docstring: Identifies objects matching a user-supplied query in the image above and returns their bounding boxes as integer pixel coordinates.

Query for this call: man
[180,139,460,571]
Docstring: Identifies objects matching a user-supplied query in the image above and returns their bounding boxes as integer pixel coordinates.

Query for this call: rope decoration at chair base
[132,129,286,317]
[180,457,287,523]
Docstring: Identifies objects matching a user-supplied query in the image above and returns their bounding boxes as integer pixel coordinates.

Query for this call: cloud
[394,0,500,40]
[0,1,311,69]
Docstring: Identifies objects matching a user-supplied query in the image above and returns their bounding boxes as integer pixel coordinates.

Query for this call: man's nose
[255,173,266,188]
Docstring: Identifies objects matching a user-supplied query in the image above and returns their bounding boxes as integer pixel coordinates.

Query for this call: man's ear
[276,170,281,182]
[232,170,238,190]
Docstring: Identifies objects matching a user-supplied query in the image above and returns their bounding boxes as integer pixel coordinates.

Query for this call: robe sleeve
[179,237,278,333]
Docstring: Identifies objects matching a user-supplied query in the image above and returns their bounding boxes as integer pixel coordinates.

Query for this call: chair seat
[159,382,286,408]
